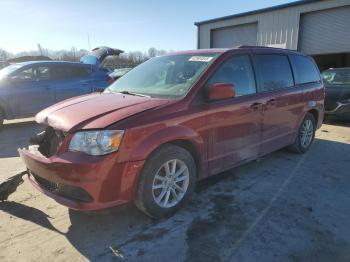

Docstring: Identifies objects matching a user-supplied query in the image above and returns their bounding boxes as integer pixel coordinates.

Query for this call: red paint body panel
[19,148,144,209]
[20,47,325,211]
[36,92,170,132]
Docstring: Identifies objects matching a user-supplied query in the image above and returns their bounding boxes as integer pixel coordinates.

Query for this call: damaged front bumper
[19,147,145,210]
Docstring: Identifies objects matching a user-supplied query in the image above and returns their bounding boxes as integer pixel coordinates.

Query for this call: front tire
[288,113,316,154]
[135,144,196,218]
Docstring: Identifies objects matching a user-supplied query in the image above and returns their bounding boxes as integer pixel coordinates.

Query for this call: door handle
[266,99,276,106]
[80,81,89,85]
[250,102,263,110]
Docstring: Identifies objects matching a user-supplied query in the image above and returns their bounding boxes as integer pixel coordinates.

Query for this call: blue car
[0,47,123,126]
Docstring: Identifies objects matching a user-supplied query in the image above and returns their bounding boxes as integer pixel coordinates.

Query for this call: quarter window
[208,55,256,96]
[51,66,91,80]
[254,54,294,92]
[290,55,320,84]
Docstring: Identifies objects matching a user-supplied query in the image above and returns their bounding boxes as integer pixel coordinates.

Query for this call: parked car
[0,47,123,126]
[19,46,324,218]
[108,67,132,83]
[0,61,9,69]
[322,68,350,120]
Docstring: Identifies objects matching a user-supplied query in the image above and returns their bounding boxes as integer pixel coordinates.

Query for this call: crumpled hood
[36,93,170,132]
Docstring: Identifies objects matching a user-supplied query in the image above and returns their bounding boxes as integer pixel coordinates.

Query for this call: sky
[0,0,292,53]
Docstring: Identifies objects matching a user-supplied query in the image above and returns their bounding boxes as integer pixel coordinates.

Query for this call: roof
[166,48,229,55]
[7,55,51,63]
[167,46,303,56]
[195,0,324,26]
[13,61,89,66]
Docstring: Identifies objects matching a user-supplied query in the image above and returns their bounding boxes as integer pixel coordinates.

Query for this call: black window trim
[251,53,296,94]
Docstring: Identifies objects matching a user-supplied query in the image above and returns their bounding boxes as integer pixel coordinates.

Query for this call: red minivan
[19,46,324,217]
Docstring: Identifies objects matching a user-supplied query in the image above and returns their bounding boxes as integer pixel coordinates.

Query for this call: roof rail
[234,45,295,52]
[236,45,274,49]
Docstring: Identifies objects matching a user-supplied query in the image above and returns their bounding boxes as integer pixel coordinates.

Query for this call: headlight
[69,130,124,156]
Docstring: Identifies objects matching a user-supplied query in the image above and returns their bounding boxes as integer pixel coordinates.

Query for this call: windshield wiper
[118,90,151,98]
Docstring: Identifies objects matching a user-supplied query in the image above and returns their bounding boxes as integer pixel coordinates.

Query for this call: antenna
[87,32,91,51]
[37,43,43,55]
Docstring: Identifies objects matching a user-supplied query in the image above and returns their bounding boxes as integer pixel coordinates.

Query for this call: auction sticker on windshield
[189,56,213,62]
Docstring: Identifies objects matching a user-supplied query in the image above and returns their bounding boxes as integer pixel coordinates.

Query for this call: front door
[204,54,263,175]
[11,65,53,117]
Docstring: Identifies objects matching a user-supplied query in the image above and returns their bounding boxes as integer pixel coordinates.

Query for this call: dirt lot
[0,119,350,262]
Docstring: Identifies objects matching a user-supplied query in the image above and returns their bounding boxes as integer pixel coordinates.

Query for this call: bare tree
[0,49,12,60]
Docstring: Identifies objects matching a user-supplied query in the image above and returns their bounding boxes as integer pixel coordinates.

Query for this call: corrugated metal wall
[197,0,350,52]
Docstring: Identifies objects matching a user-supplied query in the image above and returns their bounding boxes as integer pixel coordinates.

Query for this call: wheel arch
[125,125,206,180]
[308,108,319,126]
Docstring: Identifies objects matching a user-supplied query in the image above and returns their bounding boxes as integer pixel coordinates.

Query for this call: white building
[195,0,350,70]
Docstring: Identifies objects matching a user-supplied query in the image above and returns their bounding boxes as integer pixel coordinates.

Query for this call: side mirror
[207,83,235,101]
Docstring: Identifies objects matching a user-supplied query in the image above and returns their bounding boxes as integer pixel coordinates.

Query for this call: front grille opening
[32,174,93,203]
[30,126,66,157]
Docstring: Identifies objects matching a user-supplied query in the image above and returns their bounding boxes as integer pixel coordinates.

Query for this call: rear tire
[134,144,196,218]
[288,112,316,154]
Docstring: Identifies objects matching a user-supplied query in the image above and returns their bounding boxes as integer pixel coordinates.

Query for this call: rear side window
[51,66,91,80]
[290,55,320,84]
[208,55,256,96]
[71,67,91,78]
[254,54,294,92]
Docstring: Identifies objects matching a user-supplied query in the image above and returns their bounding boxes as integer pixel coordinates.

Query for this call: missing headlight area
[29,126,66,158]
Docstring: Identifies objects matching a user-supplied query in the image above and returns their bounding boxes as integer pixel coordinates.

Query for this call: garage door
[299,6,350,55]
[211,23,257,48]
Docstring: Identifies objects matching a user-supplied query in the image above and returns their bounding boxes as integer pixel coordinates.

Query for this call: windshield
[0,64,23,80]
[105,54,218,98]
[322,69,350,86]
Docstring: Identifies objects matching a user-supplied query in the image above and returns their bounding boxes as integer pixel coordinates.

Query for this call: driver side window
[17,67,35,81]
[208,55,256,97]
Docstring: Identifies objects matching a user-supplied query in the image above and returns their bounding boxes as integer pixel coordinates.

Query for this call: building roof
[195,0,324,26]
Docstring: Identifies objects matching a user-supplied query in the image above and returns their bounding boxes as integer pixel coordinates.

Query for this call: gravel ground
[0,119,350,262]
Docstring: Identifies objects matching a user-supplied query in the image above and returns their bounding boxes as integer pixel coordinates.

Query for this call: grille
[32,174,93,203]
[34,174,59,192]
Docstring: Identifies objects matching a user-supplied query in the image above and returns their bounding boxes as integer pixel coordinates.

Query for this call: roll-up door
[299,6,350,55]
[211,23,257,48]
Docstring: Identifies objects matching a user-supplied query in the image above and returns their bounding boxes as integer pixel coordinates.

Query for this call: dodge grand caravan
[19,46,324,218]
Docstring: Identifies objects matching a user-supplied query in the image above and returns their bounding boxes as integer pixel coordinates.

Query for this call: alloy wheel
[152,159,190,208]
[300,119,314,148]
